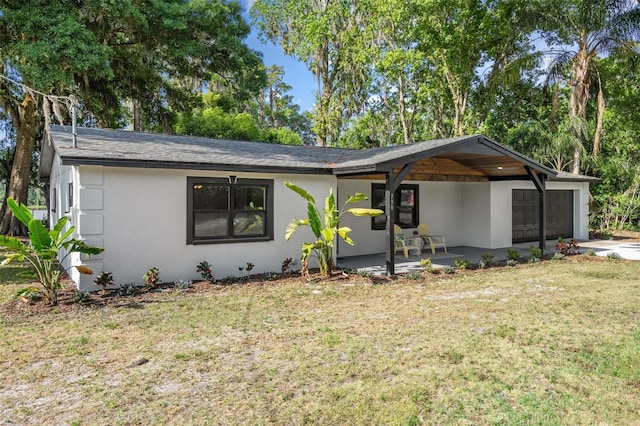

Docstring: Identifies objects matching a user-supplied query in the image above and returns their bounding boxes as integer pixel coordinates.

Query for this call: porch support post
[526,166,547,254]
[385,171,396,275]
[385,162,416,276]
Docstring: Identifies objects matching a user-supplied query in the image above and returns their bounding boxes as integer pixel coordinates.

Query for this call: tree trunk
[0,92,39,236]
[314,41,331,147]
[442,64,467,137]
[593,76,605,158]
[132,98,141,132]
[569,46,591,174]
[397,75,412,144]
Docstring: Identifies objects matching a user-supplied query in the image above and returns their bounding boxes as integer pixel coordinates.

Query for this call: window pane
[400,189,415,207]
[194,185,228,210]
[372,187,386,210]
[398,207,414,226]
[373,214,386,228]
[195,212,228,238]
[234,186,265,210]
[233,212,265,236]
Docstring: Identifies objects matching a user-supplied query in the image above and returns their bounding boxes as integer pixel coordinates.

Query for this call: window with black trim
[187,177,274,244]
[51,188,57,213]
[371,183,419,230]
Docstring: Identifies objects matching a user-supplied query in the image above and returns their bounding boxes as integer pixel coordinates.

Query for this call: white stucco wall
[461,183,492,247]
[489,180,591,248]
[69,166,336,290]
[337,178,591,254]
[48,154,83,283]
[54,160,592,290]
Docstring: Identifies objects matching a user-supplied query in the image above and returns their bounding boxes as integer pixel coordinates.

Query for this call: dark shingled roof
[43,125,352,174]
[40,125,597,182]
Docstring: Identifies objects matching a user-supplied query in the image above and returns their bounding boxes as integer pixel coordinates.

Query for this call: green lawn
[1,256,639,425]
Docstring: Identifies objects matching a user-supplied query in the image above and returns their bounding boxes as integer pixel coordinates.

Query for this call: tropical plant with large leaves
[284,182,382,277]
[0,198,103,304]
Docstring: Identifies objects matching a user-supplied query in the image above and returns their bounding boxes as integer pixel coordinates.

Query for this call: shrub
[94,271,114,291]
[480,253,495,265]
[174,280,192,290]
[556,238,580,255]
[405,270,422,280]
[0,198,103,305]
[196,261,213,282]
[357,270,373,278]
[265,272,278,280]
[420,258,433,273]
[552,252,566,261]
[116,283,138,297]
[607,252,622,260]
[528,256,541,264]
[281,257,295,274]
[586,248,596,256]
[455,259,470,270]
[507,249,521,261]
[73,290,91,303]
[529,246,543,259]
[143,267,160,288]
[478,260,486,269]
[506,259,519,267]
[442,265,456,274]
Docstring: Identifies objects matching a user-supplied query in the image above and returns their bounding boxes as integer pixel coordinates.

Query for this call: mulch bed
[3,231,638,319]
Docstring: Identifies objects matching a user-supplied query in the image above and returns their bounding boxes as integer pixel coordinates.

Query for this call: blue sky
[240,1,316,112]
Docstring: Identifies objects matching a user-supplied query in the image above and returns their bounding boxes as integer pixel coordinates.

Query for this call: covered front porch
[337,242,551,274]
[333,135,596,276]
[337,238,640,274]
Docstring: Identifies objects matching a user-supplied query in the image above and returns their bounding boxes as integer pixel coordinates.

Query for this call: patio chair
[394,224,421,258]
[417,223,447,255]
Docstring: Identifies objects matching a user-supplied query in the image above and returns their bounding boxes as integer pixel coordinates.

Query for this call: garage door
[512,190,574,243]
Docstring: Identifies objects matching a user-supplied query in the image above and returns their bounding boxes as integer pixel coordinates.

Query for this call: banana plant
[0,198,103,305]
[284,182,382,277]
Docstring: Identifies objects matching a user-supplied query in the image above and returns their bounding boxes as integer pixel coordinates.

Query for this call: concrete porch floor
[336,239,640,275]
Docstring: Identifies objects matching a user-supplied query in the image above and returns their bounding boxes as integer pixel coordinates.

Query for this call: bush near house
[0,198,103,305]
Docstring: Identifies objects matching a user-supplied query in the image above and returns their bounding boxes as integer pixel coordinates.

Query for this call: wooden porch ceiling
[342,152,531,182]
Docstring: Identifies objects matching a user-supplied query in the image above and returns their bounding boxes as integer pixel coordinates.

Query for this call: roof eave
[59,156,334,175]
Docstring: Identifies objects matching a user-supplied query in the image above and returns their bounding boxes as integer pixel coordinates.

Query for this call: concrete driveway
[580,240,640,260]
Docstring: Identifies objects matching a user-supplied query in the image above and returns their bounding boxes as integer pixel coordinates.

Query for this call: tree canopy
[0,0,266,234]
